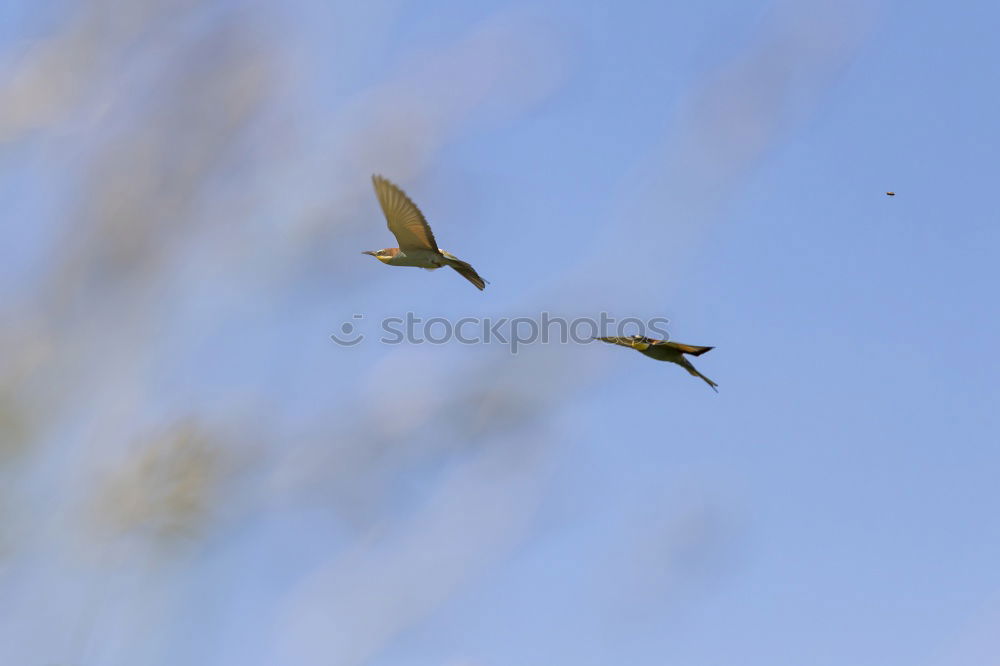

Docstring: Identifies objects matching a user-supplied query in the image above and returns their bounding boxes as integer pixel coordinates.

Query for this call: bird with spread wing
[596,335,718,392]
[362,175,488,291]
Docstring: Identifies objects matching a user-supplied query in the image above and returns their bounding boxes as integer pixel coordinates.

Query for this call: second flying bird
[363,175,488,291]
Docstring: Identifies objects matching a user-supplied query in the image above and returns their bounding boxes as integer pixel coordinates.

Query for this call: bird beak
[361,251,377,257]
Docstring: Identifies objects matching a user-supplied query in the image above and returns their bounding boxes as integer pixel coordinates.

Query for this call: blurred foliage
[91,420,228,544]
[0,388,31,465]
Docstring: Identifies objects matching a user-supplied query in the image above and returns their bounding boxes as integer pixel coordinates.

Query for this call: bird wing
[372,175,439,252]
[677,356,719,392]
[655,341,714,356]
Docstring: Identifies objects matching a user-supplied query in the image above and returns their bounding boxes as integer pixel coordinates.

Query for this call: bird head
[362,248,396,263]
[626,335,652,350]
[596,335,649,351]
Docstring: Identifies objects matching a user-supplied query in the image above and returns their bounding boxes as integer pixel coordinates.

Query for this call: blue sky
[1,0,999,664]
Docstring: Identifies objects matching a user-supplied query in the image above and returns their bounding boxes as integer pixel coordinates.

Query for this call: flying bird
[596,335,718,392]
[886,191,895,196]
[363,175,488,290]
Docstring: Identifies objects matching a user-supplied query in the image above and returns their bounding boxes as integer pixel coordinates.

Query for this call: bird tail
[442,255,488,291]
[678,357,718,392]
[670,342,714,356]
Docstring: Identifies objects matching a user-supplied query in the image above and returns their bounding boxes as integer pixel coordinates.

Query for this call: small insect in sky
[886,191,896,196]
